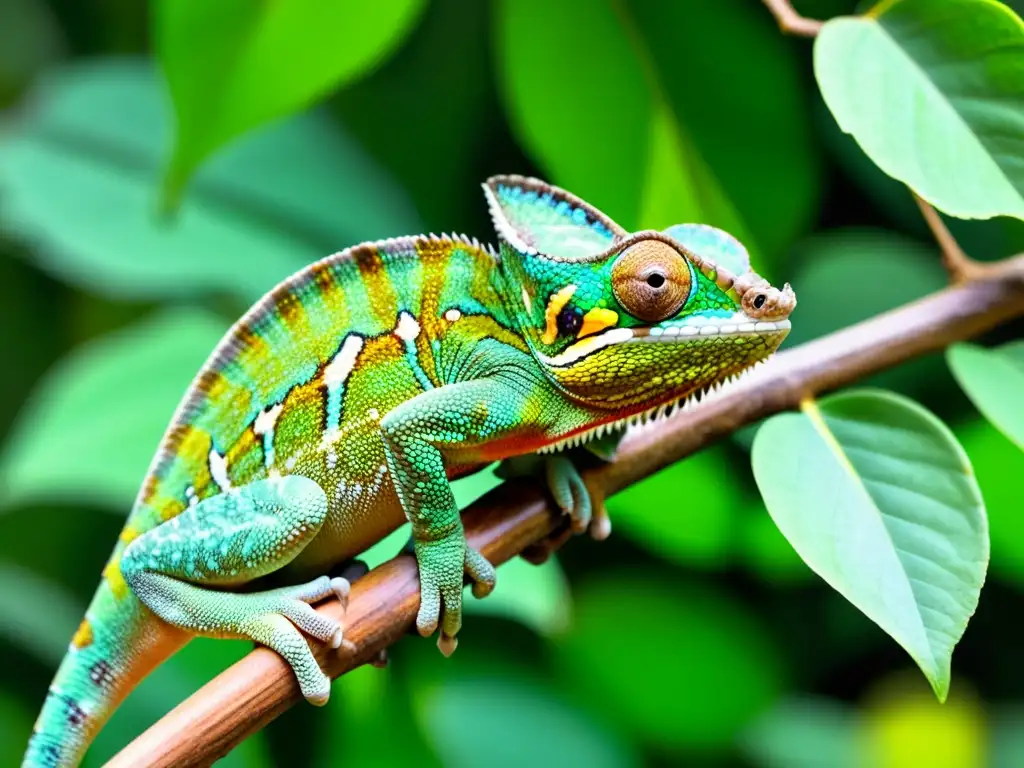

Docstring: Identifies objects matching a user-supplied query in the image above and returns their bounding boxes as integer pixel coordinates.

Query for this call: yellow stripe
[542,285,577,344]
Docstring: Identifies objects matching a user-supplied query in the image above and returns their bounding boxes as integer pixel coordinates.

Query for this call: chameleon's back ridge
[24,177,794,767]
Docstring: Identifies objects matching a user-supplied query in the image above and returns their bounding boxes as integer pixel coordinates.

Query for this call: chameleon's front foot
[413,531,496,656]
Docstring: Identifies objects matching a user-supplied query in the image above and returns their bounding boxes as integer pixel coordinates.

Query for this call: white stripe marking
[209,448,232,491]
[394,311,421,341]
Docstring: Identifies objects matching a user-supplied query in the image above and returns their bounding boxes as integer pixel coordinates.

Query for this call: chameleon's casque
[23,176,794,767]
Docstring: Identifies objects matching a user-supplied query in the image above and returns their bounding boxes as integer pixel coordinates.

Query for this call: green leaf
[0,308,227,510]
[554,574,782,751]
[0,59,420,304]
[0,564,83,665]
[0,691,34,768]
[751,390,989,701]
[417,676,639,768]
[155,0,426,201]
[607,447,742,568]
[317,664,436,768]
[814,0,1024,221]
[948,341,1024,451]
[494,0,819,271]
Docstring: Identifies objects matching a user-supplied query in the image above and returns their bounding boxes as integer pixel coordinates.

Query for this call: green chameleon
[23,176,795,767]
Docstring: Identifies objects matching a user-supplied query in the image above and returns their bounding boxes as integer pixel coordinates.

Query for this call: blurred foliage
[0,1,1022,767]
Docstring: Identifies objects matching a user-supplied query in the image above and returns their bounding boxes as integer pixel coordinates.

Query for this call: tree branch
[106,254,1024,768]
[761,0,824,37]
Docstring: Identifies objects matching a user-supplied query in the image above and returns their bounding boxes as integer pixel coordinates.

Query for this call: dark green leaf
[752,390,988,700]
[607,447,741,567]
[0,308,227,510]
[740,696,861,768]
[815,0,1024,220]
[0,564,83,665]
[555,574,782,751]
[417,676,639,768]
[495,0,819,272]
[155,0,426,201]
[948,341,1024,451]
[0,59,420,304]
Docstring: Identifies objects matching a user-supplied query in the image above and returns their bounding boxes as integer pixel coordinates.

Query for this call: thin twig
[107,254,1024,768]
[761,0,824,37]
[913,193,988,283]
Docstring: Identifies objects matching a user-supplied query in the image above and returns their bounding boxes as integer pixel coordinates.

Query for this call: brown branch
[912,193,989,283]
[105,254,1024,768]
[761,0,824,37]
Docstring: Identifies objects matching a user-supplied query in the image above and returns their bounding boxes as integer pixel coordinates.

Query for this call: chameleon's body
[24,177,794,767]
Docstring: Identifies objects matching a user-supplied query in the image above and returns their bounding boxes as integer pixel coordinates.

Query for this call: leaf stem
[912,193,988,283]
[761,0,824,37]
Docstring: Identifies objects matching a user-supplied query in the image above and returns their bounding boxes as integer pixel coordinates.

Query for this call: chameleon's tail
[21,577,187,767]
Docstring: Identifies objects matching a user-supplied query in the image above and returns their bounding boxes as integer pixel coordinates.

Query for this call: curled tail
[22,572,187,767]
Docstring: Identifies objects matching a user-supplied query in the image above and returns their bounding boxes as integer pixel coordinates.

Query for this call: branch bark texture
[105,255,1024,768]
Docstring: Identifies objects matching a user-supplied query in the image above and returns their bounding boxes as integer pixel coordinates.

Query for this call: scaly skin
[23,176,795,767]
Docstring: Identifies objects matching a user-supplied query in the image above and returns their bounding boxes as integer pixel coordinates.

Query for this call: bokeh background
[1,0,1024,766]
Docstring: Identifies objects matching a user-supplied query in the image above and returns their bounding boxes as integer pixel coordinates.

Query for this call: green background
[1,0,1023,766]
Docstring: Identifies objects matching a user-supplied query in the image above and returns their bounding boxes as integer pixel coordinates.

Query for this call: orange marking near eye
[542,285,577,344]
[71,619,94,649]
[578,307,618,338]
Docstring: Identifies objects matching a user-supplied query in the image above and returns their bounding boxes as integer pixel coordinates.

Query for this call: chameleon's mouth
[535,315,791,367]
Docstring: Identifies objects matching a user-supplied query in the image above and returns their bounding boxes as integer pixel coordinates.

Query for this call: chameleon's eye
[611,240,691,322]
[556,305,583,336]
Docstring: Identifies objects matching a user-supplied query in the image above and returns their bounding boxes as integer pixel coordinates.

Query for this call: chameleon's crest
[483,175,627,258]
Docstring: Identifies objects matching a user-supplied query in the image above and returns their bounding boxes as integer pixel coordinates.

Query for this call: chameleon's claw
[437,632,458,657]
[329,628,345,650]
[370,648,389,668]
[330,576,351,605]
[587,485,612,541]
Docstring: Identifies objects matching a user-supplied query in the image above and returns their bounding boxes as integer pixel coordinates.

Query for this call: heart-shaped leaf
[752,390,988,700]
[155,0,426,201]
[814,0,1024,220]
[947,341,1024,452]
[0,308,227,511]
[0,59,420,304]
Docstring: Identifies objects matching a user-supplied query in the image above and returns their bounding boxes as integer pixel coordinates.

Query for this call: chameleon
[23,175,795,767]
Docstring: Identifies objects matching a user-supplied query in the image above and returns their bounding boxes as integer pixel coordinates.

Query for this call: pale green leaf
[752,390,989,700]
[0,59,420,304]
[948,341,1024,451]
[0,308,228,511]
[155,0,426,200]
[814,0,1024,220]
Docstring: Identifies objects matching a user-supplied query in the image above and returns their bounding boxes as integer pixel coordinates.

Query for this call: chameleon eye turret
[611,239,692,322]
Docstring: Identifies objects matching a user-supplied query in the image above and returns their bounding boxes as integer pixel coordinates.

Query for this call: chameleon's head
[485,175,796,410]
